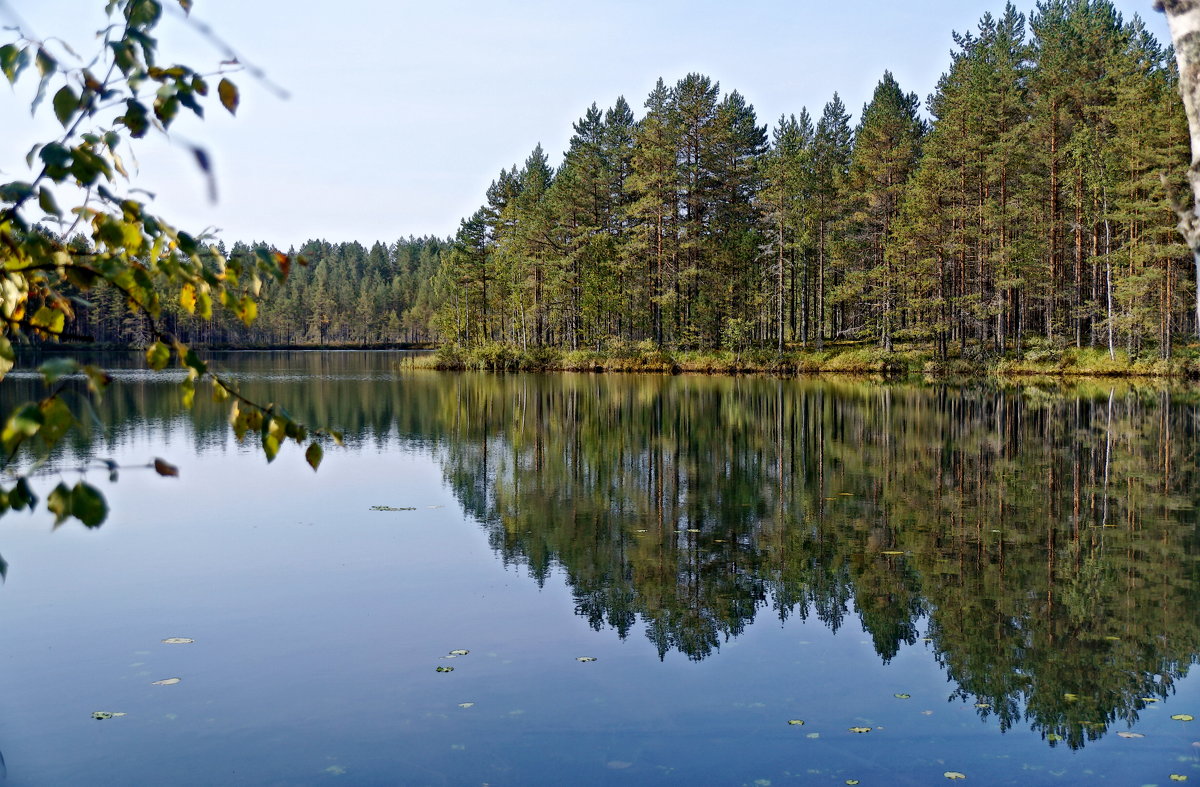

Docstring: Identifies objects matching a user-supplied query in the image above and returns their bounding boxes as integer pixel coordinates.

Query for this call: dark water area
[0,351,1196,784]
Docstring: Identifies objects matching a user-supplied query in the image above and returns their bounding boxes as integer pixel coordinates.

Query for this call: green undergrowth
[412,341,1200,379]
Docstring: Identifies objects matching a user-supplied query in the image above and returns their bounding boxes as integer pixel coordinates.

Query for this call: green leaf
[39,358,78,384]
[82,366,111,397]
[218,78,239,115]
[0,43,30,84]
[3,403,44,452]
[305,442,323,471]
[0,335,14,382]
[47,482,71,525]
[70,482,107,528]
[0,181,34,204]
[182,348,207,377]
[146,340,170,370]
[39,398,74,447]
[8,478,36,512]
[38,187,62,218]
[122,100,149,138]
[52,85,79,127]
[263,432,280,463]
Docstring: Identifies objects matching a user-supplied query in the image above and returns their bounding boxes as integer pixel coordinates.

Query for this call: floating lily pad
[369,506,416,511]
[944,773,966,781]
[848,726,871,734]
[1117,732,1145,739]
[161,638,194,644]
[458,702,475,709]
[151,678,181,686]
[894,693,911,699]
[1173,714,1196,722]
[577,657,597,662]
[787,719,805,726]
[1170,776,1188,782]
[91,711,126,720]
[449,650,469,656]
[436,666,454,673]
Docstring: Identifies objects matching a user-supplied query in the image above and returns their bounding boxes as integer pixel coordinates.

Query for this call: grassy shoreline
[410,342,1200,379]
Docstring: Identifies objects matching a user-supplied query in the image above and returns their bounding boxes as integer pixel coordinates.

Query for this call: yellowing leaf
[1173,714,1195,722]
[153,458,179,477]
[787,719,805,726]
[1170,776,1188,782]
[848,727,871,734]
[944,773,966,781]
[218,78,239,115]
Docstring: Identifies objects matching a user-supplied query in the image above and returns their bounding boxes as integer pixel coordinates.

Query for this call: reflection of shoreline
[2,361,1197,750]
[435,375,1200,749]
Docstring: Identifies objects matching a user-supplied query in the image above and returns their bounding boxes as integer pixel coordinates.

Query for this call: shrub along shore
[411,342,1200,378]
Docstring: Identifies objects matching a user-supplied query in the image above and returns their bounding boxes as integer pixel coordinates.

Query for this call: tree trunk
[1156,0,1200,339]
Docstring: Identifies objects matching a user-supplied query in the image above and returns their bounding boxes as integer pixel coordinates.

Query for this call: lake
[0,351,1197,785]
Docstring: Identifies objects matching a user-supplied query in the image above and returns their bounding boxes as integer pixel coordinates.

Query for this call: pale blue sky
[1,1,1174,248]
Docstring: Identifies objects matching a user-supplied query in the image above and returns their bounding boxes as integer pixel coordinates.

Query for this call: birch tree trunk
[1156,0,1200,337]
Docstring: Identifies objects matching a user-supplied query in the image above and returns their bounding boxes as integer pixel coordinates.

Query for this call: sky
[0,0,1175,249]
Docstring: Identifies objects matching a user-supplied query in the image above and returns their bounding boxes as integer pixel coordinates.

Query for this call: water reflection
[4,353,1200,750]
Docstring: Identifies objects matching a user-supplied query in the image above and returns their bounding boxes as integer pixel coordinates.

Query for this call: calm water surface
[0,351,1197,785]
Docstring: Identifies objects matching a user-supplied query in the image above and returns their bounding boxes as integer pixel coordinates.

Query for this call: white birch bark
[1156,0,1200,337]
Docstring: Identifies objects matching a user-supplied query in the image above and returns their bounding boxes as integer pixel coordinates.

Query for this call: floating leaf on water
[787,719,805,726]
[686,529,700,533]
[1117,732,1145,739]
[894,693,911,699]
[846,781,860,785]
[1170,776,1188,782]
[1063,693,1079,701]
[151,677,181,686]
[848,727,871,734]
[577,657,597,662]
[369,505,417,511]
[1142,698,1160,703]
[881,551,905,556]
[806,732,820,739]
[1105,636,1121,641]
[1047,733,1063,742]
[161,638,194,644]
[635,529,648,534]
[449,650,469,656]
[975,703,991,709]
[1172,715,1195,722]
[839,492,853,496]
[458,702,475,708]
[91,711,126,720]
[944,773,967,781]
[435,666,454,673]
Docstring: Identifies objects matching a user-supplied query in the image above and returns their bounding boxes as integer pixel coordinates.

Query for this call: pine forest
[51,1,1198,366]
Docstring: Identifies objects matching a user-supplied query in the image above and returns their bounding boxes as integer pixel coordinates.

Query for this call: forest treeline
[435,0,1192,360]
[55,236,447,347]
[40,0,1194,361]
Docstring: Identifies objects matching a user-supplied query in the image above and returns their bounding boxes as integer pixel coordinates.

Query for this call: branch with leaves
[0,0,336,539]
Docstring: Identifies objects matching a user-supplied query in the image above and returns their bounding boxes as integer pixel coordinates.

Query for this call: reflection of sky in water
[0,364,1195,784]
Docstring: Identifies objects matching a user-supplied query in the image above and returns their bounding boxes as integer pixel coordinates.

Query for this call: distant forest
[54,1,1197,357]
